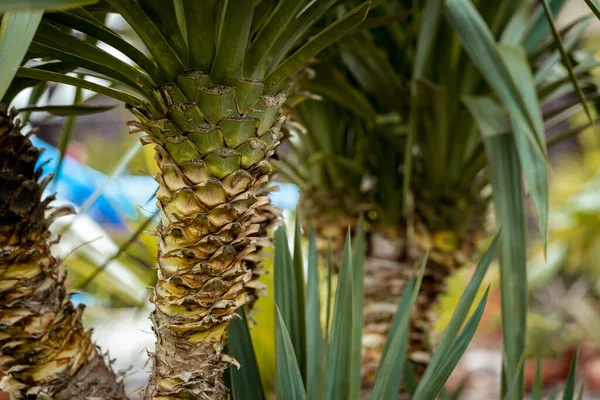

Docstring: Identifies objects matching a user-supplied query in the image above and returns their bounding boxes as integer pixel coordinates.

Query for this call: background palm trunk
[0,106,126,399]
[307,211,480,388]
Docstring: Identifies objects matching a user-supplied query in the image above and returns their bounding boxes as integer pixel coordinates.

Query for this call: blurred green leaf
[541,0,596,134]
[0,0,95,12]
[445,0,547,162]
[274,226,305,381]
[563,349,579,400]
[524,0,568,53]
[403,0,443,211]
[349,219,365,400]
[324,231,354,400]
[229,308,266,400]
[275,306,307,400]
[0,10,43,102]
[464,96,527,399]
[531,359,542,400]
[19,82,45,124]
[293,217,307,382]
[499,45,548,252]
[305,231,322,400]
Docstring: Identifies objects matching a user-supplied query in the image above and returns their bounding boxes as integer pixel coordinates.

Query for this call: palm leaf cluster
[276,0,600,386]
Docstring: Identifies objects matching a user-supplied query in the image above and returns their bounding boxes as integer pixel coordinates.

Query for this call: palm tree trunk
[138,81,287,399]
[0,107,126,399]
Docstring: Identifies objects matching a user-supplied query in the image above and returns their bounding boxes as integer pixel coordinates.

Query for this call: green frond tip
[265,2,370,91]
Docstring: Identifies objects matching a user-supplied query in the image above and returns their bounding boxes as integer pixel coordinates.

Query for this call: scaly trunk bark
[0,106,126,399]
[135,75,286,399]
[243,187,281,311]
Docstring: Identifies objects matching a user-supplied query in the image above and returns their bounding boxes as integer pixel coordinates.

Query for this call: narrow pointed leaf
[0,10,43,102]
[325,237,334,340]
[27,40,148,95]
[19,82,45,124]
[503,353,528,400]
[275,307,308,400]
[464,96,527,399]
[138,0,187,66]
[531,359,543,400]
[229,308,266,400]
[305,230,321,400]
[16,67,143,105]
[53,86,81,187]
[583,0,600,21]
[274,226,305,375]
[563,349,579,400]
[349,218,365,400]
[414,288,490,400]
[3,61,74,103]
[34,20,155,93]
[421,232,500,385]
[524,0,568,53]
[265,2,370,91]
[370,267,420,400]
[324,231,354,400]
[268,0,337,67]
[293,216,307,382]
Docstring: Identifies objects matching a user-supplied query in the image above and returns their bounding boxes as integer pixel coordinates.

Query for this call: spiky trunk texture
[0,107,126,399]
[243,188,281,310]
[131,73,285,399]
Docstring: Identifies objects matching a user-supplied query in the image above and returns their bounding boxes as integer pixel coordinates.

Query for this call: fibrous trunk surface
[133,73,284,399]
[0,107,126,399]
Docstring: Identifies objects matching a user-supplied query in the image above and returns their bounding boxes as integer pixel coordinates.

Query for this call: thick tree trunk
[0,107,126,399]
[137,78,286,399]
